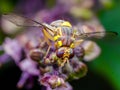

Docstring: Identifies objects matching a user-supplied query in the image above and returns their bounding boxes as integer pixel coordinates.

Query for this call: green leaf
[0,0,17,13]
[89,3,120,90]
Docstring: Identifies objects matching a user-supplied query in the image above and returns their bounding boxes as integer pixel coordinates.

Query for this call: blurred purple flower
[17,72,32,89]
[0,0,108,90]
[0,35,40,88]
[19,58,39,75]
[45,82,72,90]
[0,53,11,66]
[16,0,46,15]
[2,38,22,63]
[40,73,65,89]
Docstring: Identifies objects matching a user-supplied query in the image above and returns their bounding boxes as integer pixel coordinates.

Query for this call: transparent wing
[76,31,118,40]
[74,31,118,47]
[2,13,56,44]
[2,13,44,27]
[2,13,55,33]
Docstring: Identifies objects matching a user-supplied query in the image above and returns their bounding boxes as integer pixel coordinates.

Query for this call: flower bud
[29,49,45,62]
[44,58,51,65]
[67,58,87,80]
[74,46,84,59]
[81,41,101,61]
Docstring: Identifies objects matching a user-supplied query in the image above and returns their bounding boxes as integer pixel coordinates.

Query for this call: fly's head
[56,47,74,67]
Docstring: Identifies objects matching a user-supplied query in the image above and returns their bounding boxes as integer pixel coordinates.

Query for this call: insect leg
[60,58,68,67]
[44,46,51,58]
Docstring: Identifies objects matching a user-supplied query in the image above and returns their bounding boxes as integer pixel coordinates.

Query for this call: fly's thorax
[53,27,75,48]
[53,26,73,38]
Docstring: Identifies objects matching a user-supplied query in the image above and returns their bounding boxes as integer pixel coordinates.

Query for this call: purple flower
[19,58,39,75]
[0,53,11,66]
[16,0,46,15]
[2,38,22,63]
[40,73,66,89]
[0,29,44,88]
[17,72,32,89]
[0,0,107,90]
[45,82,72,90]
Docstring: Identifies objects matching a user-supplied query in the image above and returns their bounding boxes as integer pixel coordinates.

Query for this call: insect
[2,13,118,67]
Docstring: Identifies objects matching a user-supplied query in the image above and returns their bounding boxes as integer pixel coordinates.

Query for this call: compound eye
[56,48,65,58]
[69,49,74,58]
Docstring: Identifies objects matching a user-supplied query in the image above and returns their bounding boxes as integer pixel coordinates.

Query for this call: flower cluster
[0,0,112,90]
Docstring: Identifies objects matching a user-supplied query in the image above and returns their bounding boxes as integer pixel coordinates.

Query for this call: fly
[2,13,118,67]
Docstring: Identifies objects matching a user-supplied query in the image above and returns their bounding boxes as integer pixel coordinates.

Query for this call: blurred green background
[0,0,120,90]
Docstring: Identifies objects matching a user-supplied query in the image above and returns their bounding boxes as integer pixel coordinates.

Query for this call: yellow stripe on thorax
[61,21,72,27]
